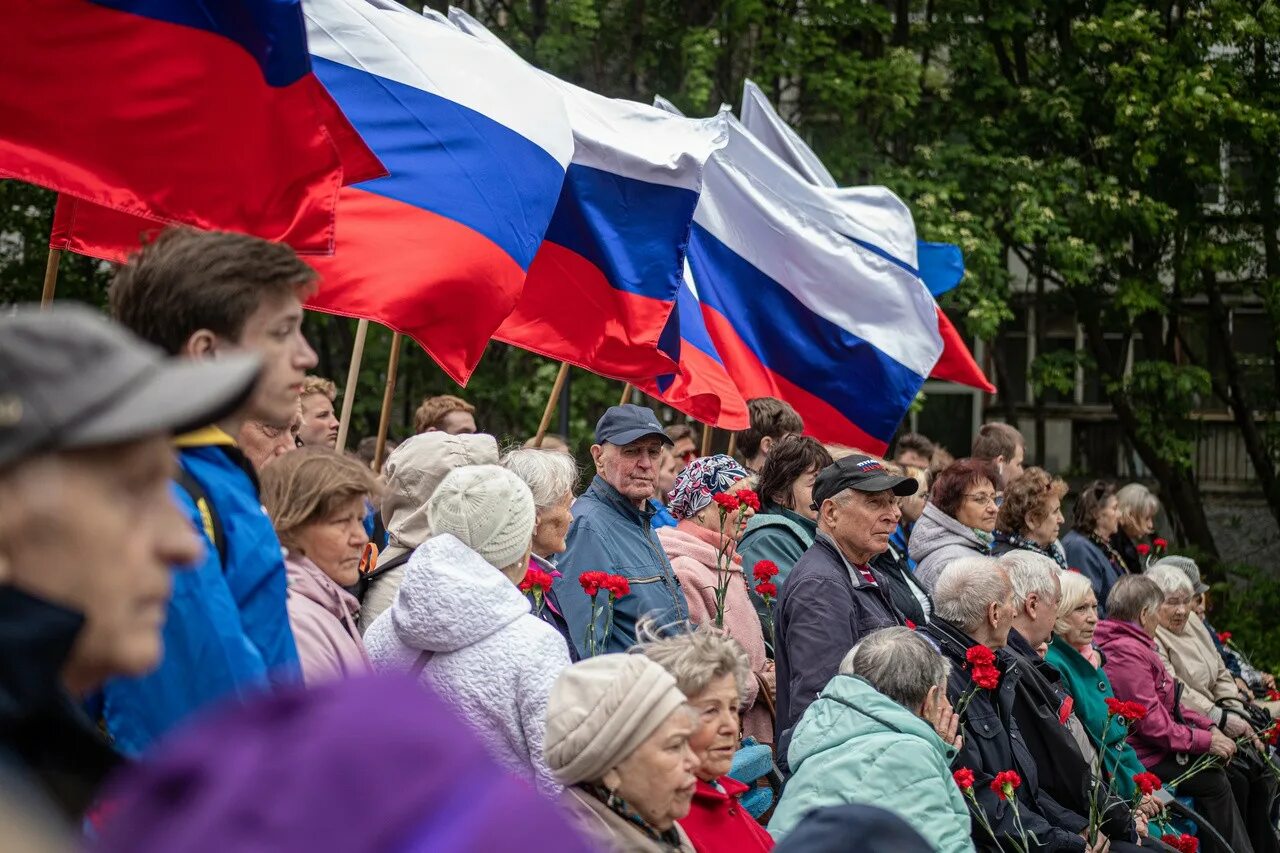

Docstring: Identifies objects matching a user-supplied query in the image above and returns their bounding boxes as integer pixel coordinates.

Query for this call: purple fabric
[1093,619,1214,769]
[91,675,595,853]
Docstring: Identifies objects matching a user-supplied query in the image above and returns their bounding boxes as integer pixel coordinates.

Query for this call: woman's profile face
[605,707,699,830]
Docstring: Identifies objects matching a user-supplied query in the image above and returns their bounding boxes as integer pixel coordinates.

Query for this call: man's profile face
[298,392,339,448]
[435,409,476,435]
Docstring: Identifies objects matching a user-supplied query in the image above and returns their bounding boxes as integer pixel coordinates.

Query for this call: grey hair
[1054,570,1096,637]
[1146,563,1193,599]
[1151,555,1201,590]
[501,447,579,512]
[1107,575,1164,624]
[632,618,752,706]
[839,626,950,712]
[998,550,1061,610]
[1115,483,1160,525]
[933,556,1010,633]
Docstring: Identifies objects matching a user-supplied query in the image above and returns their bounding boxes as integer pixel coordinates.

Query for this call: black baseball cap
[594,404,673,447]
[0,303,261,470]
[811,454,918,509]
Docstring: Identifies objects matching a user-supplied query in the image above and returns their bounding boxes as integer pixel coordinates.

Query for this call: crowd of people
[2,227,1279,852]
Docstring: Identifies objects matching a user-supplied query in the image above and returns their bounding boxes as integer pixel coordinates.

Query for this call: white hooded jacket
[363,534,570,794]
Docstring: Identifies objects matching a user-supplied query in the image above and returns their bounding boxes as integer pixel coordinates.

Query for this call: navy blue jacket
[552,477,688,656]
[1062,530,1123,617]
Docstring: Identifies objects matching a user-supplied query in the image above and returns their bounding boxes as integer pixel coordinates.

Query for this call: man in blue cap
[552,404,690,656]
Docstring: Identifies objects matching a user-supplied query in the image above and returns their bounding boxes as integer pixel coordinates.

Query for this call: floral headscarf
[667,454,748,521]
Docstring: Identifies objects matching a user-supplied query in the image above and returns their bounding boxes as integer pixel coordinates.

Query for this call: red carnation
[755,581,778,598]
[601,574,631,599]
[905,618,917,630]
[579,570,609,597]
[1268,689,1280,702]
[737,488,761,512]
[952,768,975,792]
[712,492,740,512]
[990,770,1021,800]
[1153,537,1169,550]
[1136,543,1151,556]
[1058,696,1074,726]
[1123,701,1148,721]
[519,568,554,594]
[1267,725,1279,746]
[753,560,780,582]
[972,665,1000,690]
[1161,834,1198,853]
[1133,772,1162,795]
[966,645,996,667]
[1217,631,1232,644]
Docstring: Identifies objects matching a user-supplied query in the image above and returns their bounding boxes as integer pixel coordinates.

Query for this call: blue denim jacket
[552,477,689,656]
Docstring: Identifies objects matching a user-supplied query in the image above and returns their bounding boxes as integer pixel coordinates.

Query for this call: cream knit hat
[544,654,689,785]
[426,465,535,571]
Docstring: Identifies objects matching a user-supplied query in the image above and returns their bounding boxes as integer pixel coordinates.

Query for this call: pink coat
[658,521,772,744]
[285,553,370,685]
[1093,618,1214,769]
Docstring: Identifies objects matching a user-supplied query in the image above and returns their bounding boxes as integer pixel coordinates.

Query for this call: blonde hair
[260,447,379,550]
[1116,483,1159,527]
[1054,570,1096,637]
[413,394,475,433]
[302,375,337,401]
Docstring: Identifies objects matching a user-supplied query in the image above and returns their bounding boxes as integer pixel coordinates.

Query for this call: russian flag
[684,113,944,454]
[50,0,575,386]
[3,0,383,252]
[737,80,993,393]
[445,9,726,385]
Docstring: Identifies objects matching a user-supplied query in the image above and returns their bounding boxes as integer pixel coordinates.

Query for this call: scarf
[1087,532,1127,575]
[582,783,685,850]
[994,530,1068,570]
[1073,640,1102,669]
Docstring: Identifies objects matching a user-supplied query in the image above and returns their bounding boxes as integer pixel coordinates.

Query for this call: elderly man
[0,304,257,820]
[926,557,1109,853]
[553,405,689,656]
[773,454,917,762]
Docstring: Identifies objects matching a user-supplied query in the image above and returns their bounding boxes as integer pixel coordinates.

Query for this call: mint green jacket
[768,674,974,853]
[1044,635,1149,799]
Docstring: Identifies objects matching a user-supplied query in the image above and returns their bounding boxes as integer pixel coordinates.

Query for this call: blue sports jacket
[101,427,300,755]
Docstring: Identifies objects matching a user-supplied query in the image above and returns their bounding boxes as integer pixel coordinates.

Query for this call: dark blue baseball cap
[594,404,673,447]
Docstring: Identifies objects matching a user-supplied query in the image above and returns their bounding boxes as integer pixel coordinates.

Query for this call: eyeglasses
[964,493,997,507]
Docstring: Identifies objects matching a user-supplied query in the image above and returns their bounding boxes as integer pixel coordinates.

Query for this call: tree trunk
[1079,310,1220,558]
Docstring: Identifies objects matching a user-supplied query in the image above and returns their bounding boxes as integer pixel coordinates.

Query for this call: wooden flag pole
[533,362,570,448]
[618,383,633,407]
[699,422,713,456]
[726,433,737,459]
[40,248,62,307]
[335,318,369,453]
[373,332,403,472]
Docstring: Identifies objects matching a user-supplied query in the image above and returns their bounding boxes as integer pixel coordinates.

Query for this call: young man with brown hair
[297,375,340,448]
[893,432,936,470]
[971,422,1026,488]
[104,227,320,755]
[413,394,477,435]
[736,397,804,473]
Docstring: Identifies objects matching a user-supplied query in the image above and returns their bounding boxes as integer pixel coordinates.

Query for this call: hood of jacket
[286,553,361,624]
[908,503,987,563]
[657,521,740,572]
[1093,618,1153,654]
[390,533,530,653]
[788,673,953,773]
[381,432,499,559]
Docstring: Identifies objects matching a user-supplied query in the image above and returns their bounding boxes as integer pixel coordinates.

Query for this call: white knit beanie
[426,465,535,570]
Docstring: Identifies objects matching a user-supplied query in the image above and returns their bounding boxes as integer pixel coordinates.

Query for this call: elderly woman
[769,627,970,851]
[1094,575,1251,853]
[363,465,570,794]
[1043,571,1152,805]
[260,448,377,685]
[1061,480,1125,616]
[1112,484,1159,574]
[545,654,699,852]
[502,447,580,661]
[635,625,775,852]
[659,455,772,745]
[990,467,1067,569]
[911,458,1000,591]
[738,436,834,592]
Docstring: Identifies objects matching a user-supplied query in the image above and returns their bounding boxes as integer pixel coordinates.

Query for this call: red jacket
[678,777,774,853]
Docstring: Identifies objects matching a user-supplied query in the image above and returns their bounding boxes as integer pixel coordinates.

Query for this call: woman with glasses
[1061,480,1124,616]
[910,458,1001,592]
